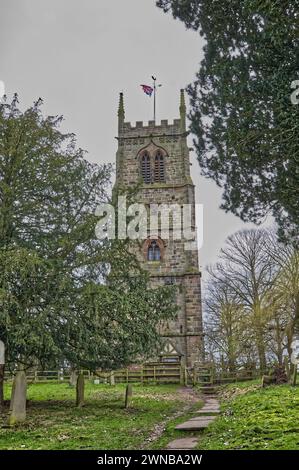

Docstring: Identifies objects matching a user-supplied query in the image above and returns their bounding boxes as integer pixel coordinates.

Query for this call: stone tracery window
[154,151,165,182]
[139,145,167,184]
[147,240,161,261]
[140,151,151,184]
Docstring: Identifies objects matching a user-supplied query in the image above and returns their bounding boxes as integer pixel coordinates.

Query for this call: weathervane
[140,76,162,122]
[151,76,162,122]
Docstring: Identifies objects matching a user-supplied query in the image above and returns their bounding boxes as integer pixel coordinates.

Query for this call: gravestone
[8,371,27,425]
[0,340,4,408]
[110,371,115,386]
[69,370,78,387]
[76,373,85,407]
[0,340,4,365]
[124,384,132,408]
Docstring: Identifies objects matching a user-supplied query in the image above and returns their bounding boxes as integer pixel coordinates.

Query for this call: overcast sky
[0,0,269,274]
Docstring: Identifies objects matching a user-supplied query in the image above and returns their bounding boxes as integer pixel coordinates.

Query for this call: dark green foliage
[157,0,299,245]
[51,273,176,371]
[0,95,176,373]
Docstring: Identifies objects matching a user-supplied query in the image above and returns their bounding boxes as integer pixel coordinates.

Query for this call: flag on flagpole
[140,84,154,96]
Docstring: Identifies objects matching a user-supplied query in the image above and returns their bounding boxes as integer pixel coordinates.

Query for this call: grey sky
[0,0,268,274]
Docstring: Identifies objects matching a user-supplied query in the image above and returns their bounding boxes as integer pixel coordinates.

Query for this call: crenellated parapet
[120,119,183,137]
[117,89,187,139]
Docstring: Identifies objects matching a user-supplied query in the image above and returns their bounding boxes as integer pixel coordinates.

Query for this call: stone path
[141,387,200,449]
[166,395,220,450]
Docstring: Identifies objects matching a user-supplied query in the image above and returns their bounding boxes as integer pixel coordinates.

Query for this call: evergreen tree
[157,0,299,244]
[0,96,177,412]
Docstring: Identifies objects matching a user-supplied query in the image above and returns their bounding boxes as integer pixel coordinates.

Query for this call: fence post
[154,366,156,383]
[184,366,188,386]
[141,366,144,385]
[192,367,196,385]
[180,365,184,385]
[126,368,129,383]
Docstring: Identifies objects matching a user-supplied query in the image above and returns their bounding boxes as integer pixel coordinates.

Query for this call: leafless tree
[210,229,276,371]
[204,267,252,373]
[265,237,299,363]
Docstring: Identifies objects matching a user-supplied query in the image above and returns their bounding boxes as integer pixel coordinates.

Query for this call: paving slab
[201,404,220,409]
[197,408,220,414]
[202,401,219,406]
[175,416,216,431]
[189,416,216,422]
[166,437,199,450]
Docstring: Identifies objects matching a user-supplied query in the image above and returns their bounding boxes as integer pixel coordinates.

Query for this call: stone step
[166,437,199,450]
[175,416,216,431]
[197,408,220,415]
[201,386,219,391]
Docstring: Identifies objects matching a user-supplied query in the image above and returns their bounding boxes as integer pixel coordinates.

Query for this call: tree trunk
[292,366,297,387]
[294,292,299,334]
[284,355,290,381]
[76,373,85,407]
[256,338,267,373]
[8,370,27,425]
[274,318,283,366]
[227,338,237,374]
[254,315,267,372]
[290,293,299,379]
[0,364,4,409]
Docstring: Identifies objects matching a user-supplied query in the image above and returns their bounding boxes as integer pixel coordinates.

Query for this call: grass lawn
[198,381,299,450]
[0,381,199,450]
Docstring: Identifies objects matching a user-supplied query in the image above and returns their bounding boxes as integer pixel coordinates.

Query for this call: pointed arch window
[140,151,151,184]
[147,240,161,261]
[154,151,165,182]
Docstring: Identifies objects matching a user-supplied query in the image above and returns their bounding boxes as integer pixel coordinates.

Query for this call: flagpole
[153,76,156,122]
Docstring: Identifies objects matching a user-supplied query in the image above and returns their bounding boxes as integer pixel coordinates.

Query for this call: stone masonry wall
[115,96,203,367]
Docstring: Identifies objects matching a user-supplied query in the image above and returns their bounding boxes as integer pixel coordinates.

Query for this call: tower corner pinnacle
[179,89,186,133]
[118,92,125,134]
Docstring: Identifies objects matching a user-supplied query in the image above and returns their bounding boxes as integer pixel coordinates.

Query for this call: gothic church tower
[115,90,203,367]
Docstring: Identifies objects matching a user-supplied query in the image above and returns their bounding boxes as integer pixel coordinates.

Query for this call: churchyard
[0,382,201,450]
[1,379,299,450]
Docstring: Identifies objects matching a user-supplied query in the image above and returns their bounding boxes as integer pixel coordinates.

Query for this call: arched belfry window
[138,144,167,184]
[154,151,165,182]
[141,152,151,184]
[147,240,161,261]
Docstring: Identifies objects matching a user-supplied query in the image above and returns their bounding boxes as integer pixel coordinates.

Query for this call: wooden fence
[4,363,184,385]
[4,363,260,386]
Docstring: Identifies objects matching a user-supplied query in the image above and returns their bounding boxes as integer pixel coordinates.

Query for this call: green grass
[0,382,192,450]
[4,380,297,450]
[146,408,201,450]
[198,382,299,450]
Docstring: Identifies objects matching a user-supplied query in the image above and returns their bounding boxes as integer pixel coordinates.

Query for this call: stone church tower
[114,90,203,367]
